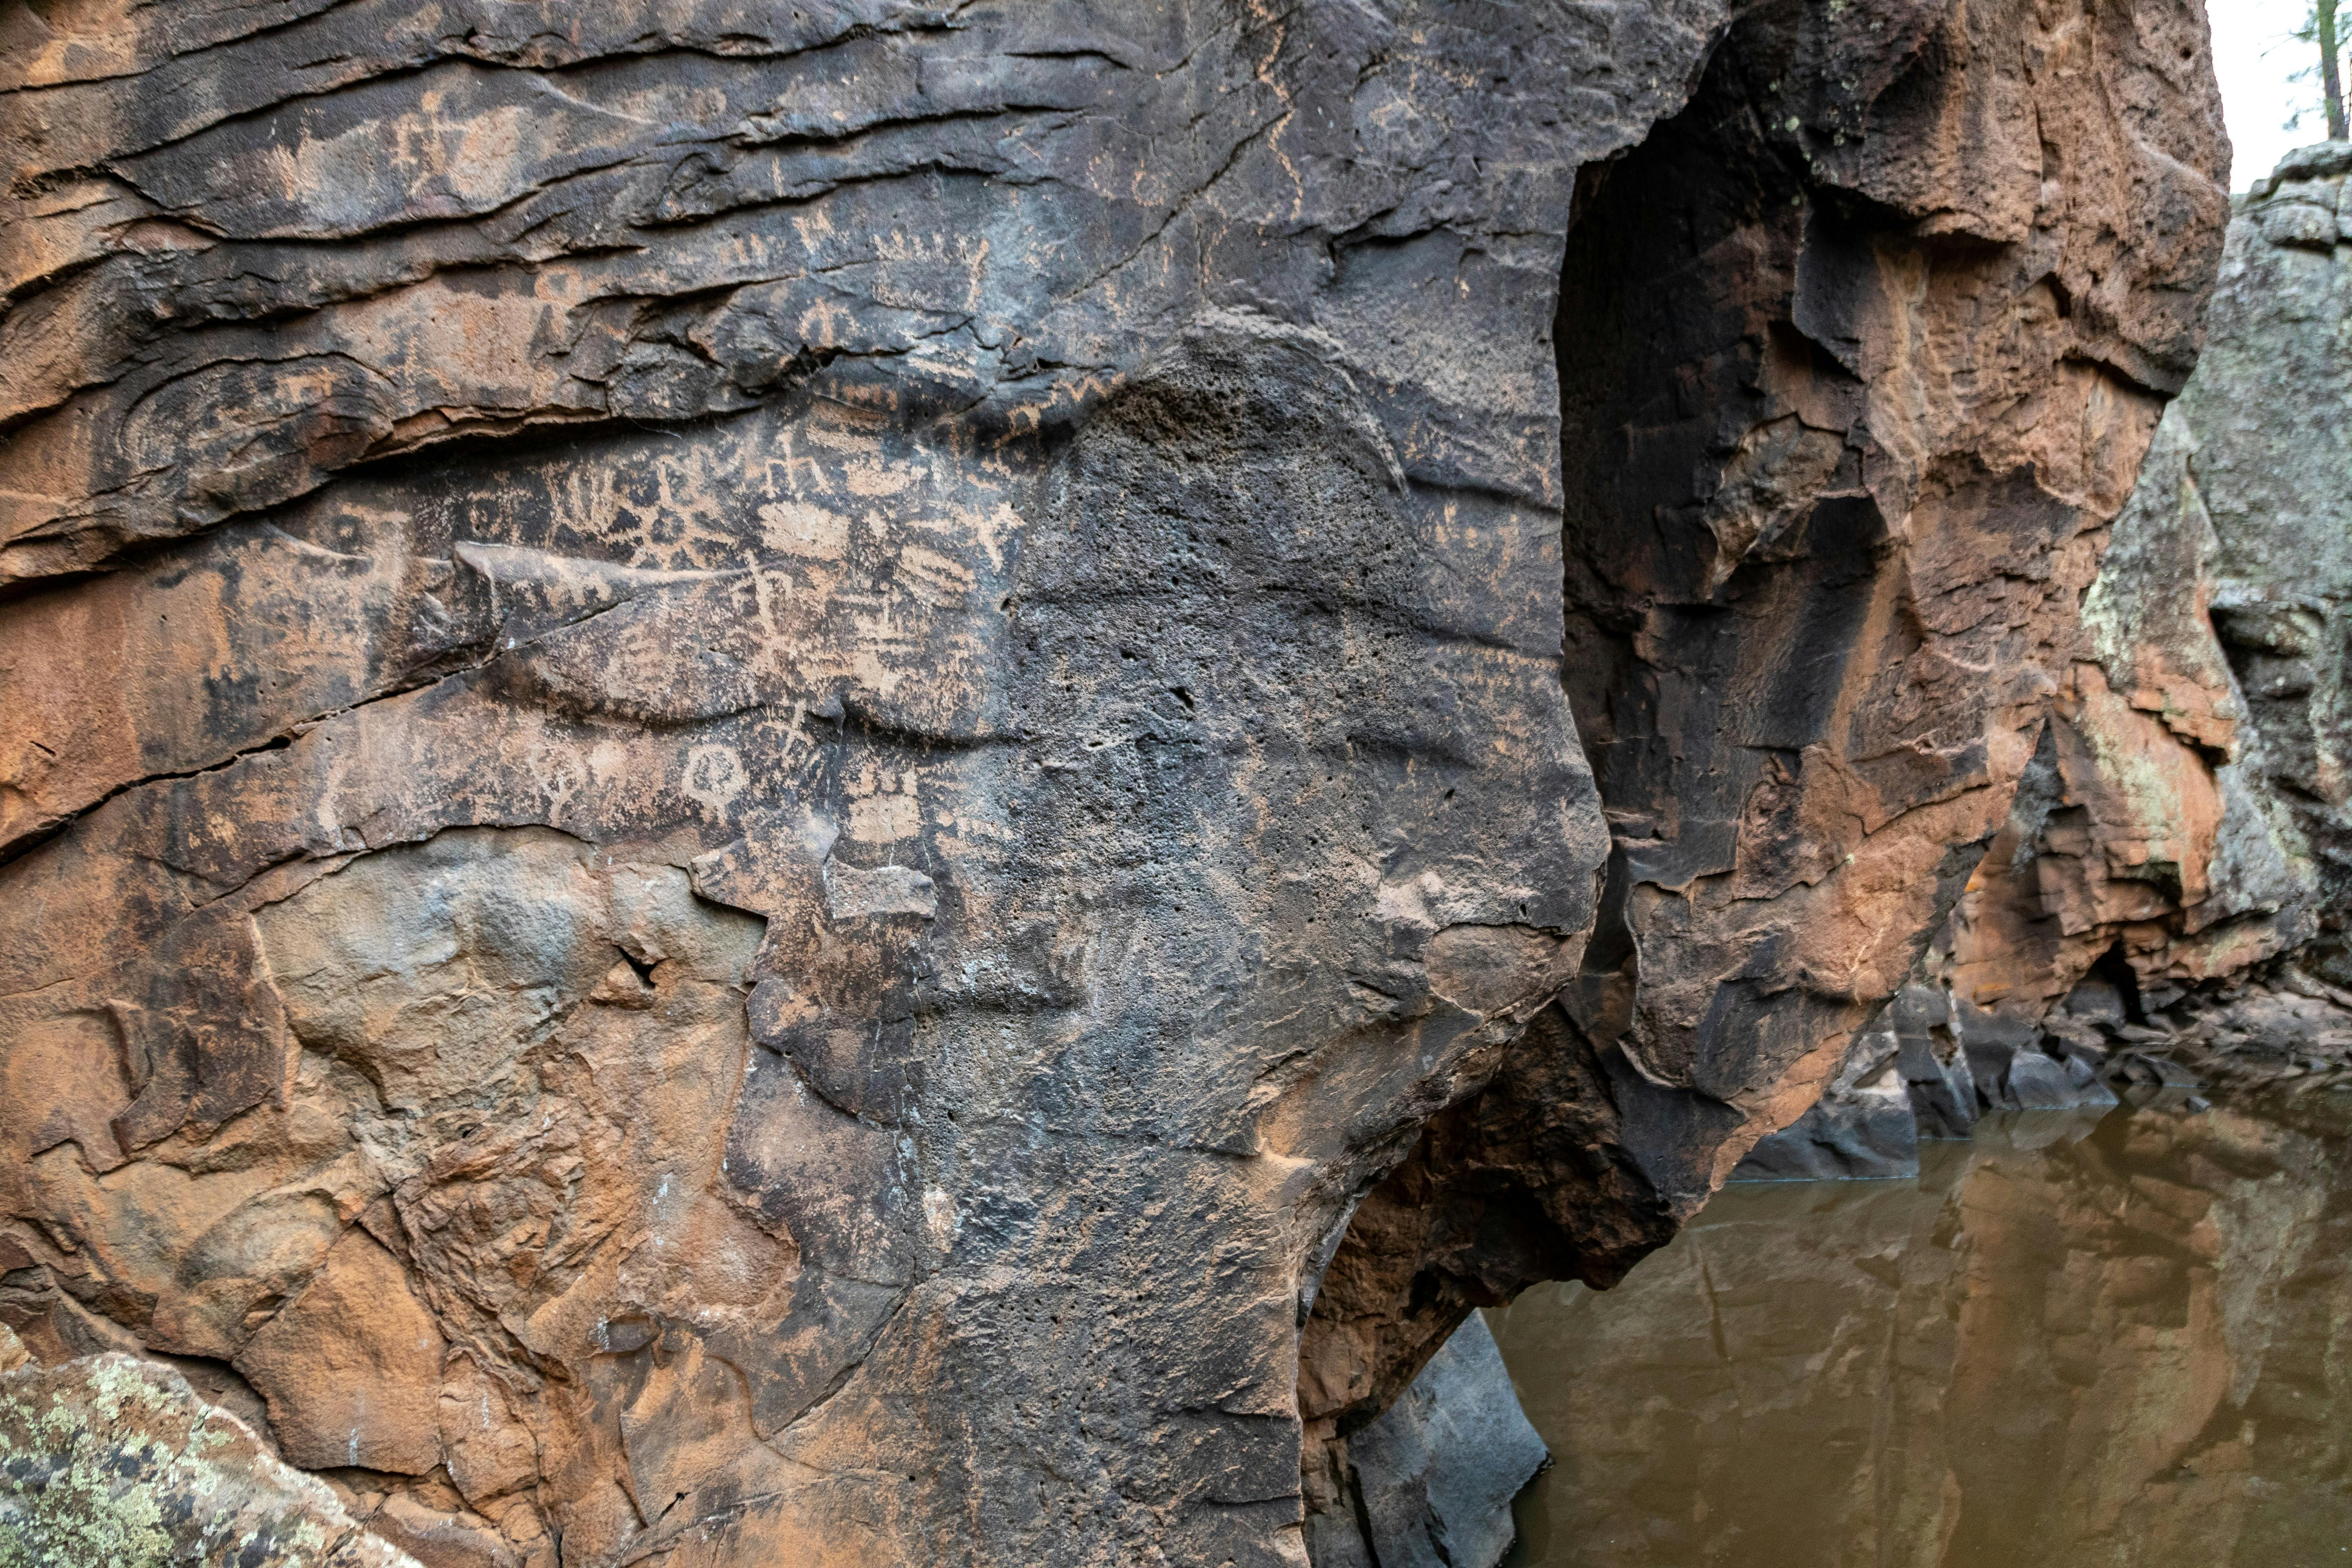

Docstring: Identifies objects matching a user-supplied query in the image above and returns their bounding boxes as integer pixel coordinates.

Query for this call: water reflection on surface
[1489,1099,2352,1568]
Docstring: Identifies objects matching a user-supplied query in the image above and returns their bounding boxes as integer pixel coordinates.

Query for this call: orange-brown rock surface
[0,3,2223,1565]
[1943,145,2352,1028]
[1712,145,2352,1189]
[1754,144,2352,1163]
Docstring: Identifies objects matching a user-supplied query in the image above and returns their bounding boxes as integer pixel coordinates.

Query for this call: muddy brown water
[1489,1097,2352,1567]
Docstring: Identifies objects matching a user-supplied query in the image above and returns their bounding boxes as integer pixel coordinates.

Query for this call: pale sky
[2214,0,2333,189]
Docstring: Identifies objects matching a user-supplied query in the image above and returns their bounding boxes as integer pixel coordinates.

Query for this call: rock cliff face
[1942,146,2352,1023]
[1759,143,2352,1181]
[0,3,2222,1566]
[1297,0,2225,1514]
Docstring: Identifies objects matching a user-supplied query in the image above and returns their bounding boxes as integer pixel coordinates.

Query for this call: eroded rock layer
[0,3,2222,1565]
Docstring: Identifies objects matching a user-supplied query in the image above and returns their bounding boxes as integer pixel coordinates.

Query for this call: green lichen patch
[0,1355,418,1568]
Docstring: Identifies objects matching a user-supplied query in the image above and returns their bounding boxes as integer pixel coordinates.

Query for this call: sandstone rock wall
[1742,144,2352,1182]
[0,3,2223,1565]
[1771,142,2352,1179]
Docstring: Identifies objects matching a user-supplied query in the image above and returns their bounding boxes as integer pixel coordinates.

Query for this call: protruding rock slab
[1303,1313,1546,1568]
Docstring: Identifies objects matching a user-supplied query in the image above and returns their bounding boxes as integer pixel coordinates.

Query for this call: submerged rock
[1305,1314,1546,1568]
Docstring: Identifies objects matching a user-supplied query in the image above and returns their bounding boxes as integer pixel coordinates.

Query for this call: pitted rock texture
[0,1351,420,1568]
[0,3,2222,1566]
